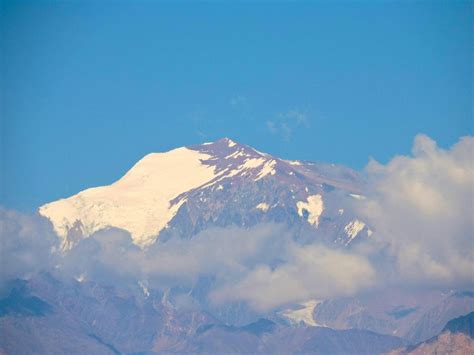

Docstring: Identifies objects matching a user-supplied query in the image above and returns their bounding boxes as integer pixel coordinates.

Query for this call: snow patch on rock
[296,194,324,227]
[349,193,366,200]
[344,219,366,244]
[138,280,150,298]
[287,160,302,166]
[226,150,249,159]
[75,273,86,283]
[280,300,321,327]
[255,160,277,181]
[227,138,237,147]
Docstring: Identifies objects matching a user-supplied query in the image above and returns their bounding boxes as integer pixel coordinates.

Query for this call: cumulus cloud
[355,134,474,287]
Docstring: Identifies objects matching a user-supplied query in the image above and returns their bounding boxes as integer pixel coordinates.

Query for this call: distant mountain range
[313,289,474,344]
[0,274,472,354]
[0,274,404,354]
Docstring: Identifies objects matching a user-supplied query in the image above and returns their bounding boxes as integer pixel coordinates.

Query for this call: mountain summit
[39,138,367,250]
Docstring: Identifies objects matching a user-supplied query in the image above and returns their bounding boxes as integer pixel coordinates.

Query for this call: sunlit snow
[344,220,366,244]
[280,300,321,326]
[39,147,218,249]
[296,194,324,227]
[255,160,277,181]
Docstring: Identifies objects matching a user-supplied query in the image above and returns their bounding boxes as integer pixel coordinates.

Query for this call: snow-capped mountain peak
[38,138,274,249]
[38,138,365,250]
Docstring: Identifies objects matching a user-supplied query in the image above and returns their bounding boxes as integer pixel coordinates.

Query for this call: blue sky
[1,0,472,211]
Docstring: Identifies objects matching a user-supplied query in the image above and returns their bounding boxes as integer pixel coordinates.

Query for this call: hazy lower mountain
[0,274,404,355]
[184,320,403,355]
[406,292,474,343]
[388,312,474,355]
[313,289,474,343]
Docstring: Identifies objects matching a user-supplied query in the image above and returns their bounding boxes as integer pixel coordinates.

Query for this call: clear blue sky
[1,0,472,211]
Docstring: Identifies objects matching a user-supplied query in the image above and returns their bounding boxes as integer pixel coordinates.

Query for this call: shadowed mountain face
[0,280,52,317]
[443,311,474,337]
[0,273,215,354]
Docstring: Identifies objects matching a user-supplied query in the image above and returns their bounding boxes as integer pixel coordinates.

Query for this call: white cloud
[60,224,289,288]
[210,243,375,311]
[356,134,474,287]
[56,223,375,311]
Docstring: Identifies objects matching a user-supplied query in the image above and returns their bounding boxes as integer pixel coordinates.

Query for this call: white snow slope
[280,300,321,326]
[39,147,218,249]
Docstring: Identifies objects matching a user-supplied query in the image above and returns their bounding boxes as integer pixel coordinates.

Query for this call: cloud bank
[210,243,374,311]
[58,224,375,311]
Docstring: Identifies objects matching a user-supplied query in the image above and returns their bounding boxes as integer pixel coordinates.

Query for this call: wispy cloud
[229,95,247,109]
[266,109,309,142]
